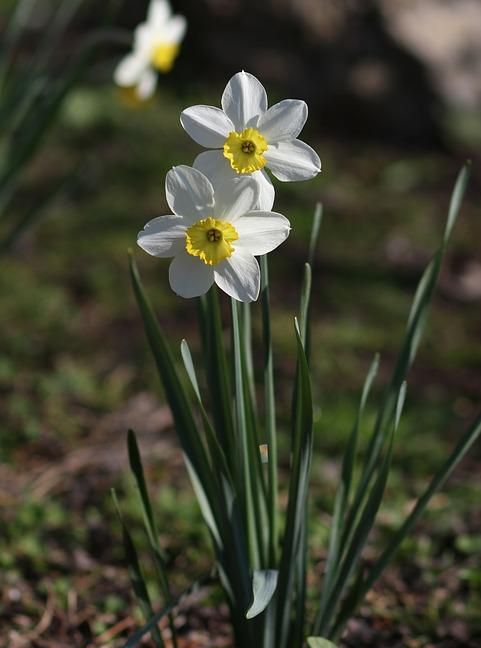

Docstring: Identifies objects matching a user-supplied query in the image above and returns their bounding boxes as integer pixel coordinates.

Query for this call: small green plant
[113,67,480,647]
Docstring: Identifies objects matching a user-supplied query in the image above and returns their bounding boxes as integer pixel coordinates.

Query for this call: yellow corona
[223,128,268,174]
[185,217,239,265]
[151,43,180,72]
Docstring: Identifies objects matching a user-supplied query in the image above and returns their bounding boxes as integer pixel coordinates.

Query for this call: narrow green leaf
[111,490,164,648]
[299,263,312,349]
[292,511,308,647]
[369,413,476,595]
[127,430,159,546]
[246,569,279,619]
[180,339,202,401]
[443,163,471,244]
[260,254,279,567]
[198,289,235,462]
[315,384,406,637]
[130,255,221,548]
[0,29,130,198]
[332,410,481,640]
[180,338,235,485]
[307,639,338,648]
[232,298,261,569]
[301,204,322,360]
[342,354,380,504]
[0,170,76,253]
[371,410,480,565]
[122,571,216,648]
[127,430,178,648]
[308,203,323,267]
[275,318,313,648]
[180,341,253,638]
[241,301,257,413]
[343,164,470,558]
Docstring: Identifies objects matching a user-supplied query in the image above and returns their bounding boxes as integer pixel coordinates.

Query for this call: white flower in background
[180,71,321,210]
[114,0,186,101]
[137,166,290,302]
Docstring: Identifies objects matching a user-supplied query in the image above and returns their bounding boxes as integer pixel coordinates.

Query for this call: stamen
[223,128,268,174]
[241,140,256,154]
[186,217,238,265]
[207,228,222,243]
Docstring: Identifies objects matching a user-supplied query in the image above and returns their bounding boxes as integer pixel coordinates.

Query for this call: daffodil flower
[180,71,321,210]
[137,166,291,302]
[114,0,186,101]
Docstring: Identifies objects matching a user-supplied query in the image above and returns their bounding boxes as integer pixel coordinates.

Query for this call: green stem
[232,298,260,569]
[260,255,278,566]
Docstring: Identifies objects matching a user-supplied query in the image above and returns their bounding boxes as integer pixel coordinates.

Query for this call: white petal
[193,151,275,210]
[214,252,260,302]
[253,170,275,210]
[193,150,232,182]
[257,99,308,143]
[134,23,155,52]
[169,252,214,298]
[137,214,186,257]
[114,52,147,87]
[136,67,157,100]
[264,140,321,182]
[221,71,268,130]
[234,211,291,255]
[213,177,259,221]
[148,0,171,27]
[162,14,187,43]
[180,105,234,148]
[165,166,215,221]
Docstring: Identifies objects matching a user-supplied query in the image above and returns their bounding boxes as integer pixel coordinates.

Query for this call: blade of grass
[260,254,279,567]
[198,289,235,465]
[308,203,323,268]
[0,28,131,201]
[111,489,164,648]
[130,255,222,547]
[299,263,312,351]
[238,301,269,567]
[314,355,379,628]
[180,338,234,484]
[241,301,257,413]
[180,340,254,642]
[246,569,279,619]
[0,168,79,253]
[232,297,261,569]
[307,639,338,648]
[122,570,216,648]
[275,319,313,648]
[127,430,178,648]
[315,384,406,637]
[341,164,470,554]
[331,410,481,639]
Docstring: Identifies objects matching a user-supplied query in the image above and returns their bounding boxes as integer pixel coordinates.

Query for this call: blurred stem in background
[0,0,130,253]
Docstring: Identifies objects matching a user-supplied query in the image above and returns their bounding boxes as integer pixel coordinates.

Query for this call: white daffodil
[137,166,291,302]
[180,71,321,210]
[114,0,186,101]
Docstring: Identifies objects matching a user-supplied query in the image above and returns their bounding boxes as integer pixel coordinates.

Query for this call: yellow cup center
[223,127,268,174]
[151,43,180,72]
[185,217,238,266]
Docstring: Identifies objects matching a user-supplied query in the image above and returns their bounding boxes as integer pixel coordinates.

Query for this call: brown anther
[207,228,222,243]
[241,140,256,154]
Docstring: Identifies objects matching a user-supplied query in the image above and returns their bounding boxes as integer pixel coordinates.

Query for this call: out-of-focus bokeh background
[1,1,480,646]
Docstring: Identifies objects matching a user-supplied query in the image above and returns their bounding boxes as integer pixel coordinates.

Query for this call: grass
[1,82,481,646]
